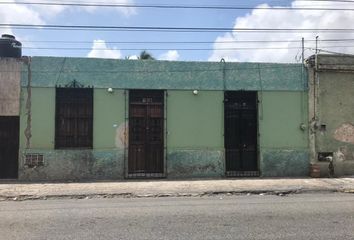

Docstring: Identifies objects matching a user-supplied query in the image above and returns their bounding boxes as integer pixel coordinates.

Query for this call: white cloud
[126,55,139,60]
[87,40,122,59]
[0,0,45,38]
[0,0,44,25]
[208,1,354,63]
[158,50,180,61]
[81,0,137,17]
[0,0,136,35]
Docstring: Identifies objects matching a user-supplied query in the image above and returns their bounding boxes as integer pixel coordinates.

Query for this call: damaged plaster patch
[333,123,354,144]
[334,147,346,162]
[115,121,128,149]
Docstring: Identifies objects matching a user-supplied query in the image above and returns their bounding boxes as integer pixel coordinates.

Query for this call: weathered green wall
[19,88,309,180]
[21,57,306,91]
[19,87,55,149]
[16,56,310,180]
[19,87,126,181]
[93,89,125,149]
[259,91,309,176]
[166,91,224,177]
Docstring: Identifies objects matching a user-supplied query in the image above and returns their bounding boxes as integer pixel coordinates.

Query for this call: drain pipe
[220,58,226,91]
[257,63,264,120]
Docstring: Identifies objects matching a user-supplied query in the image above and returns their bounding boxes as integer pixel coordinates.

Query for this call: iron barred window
[55,88,93,149]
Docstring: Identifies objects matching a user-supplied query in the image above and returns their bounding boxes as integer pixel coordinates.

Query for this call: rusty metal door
[128,90,164,178]
[0,116,19,179]
[224,91,258,177]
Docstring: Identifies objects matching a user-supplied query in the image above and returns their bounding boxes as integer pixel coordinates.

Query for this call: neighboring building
[307,54,354,177]
[0,55,309,181]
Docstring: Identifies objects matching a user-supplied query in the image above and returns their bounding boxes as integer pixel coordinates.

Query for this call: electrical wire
[19,45,354,51]
[3,1,354,11]
[23,46,304,51]
[3,24,354,32]
[17,38,354,44]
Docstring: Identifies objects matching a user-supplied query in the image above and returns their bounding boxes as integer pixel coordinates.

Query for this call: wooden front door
[0,116,19,179]
[128,90,164,178]
[224,91,258,177]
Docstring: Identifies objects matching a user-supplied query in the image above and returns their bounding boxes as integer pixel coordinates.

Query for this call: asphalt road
[0,193,353,240]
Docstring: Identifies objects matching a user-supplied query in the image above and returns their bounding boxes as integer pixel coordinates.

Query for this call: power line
[3,24,354,32]
[23,46,304,51]
[3,1,354,11]
[21,45,354,51]
[17,38,354,44]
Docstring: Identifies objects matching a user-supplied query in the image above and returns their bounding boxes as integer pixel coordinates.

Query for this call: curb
[1,188,352,202]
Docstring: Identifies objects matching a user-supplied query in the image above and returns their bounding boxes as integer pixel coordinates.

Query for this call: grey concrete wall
[308,54,354,177]
[0,58,21,116]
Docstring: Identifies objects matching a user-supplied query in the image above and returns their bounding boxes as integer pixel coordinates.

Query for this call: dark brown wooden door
[0,116,19,179]
[128,90,164,177]
[224,91,258,176]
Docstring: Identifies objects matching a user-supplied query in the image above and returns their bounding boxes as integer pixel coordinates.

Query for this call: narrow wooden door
[224,91,258,177]
[0,116,19,179]
[128,90,164,177]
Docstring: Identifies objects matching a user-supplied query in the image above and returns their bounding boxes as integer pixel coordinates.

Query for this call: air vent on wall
[25,153,44,168]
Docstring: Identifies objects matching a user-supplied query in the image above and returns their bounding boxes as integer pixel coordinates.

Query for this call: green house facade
[0,56,309,181]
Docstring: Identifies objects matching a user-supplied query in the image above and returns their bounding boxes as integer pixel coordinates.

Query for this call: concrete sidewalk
[0,178,354,201]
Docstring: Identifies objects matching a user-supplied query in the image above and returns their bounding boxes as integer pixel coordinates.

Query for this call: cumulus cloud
[0,0,45,38]
[87,40,122,59]
[0,0,136,35]
[208,1,354,63]
[126,55,139,60]
[81,0,137,16]
[158,50,180,61]
[0,0,44,25]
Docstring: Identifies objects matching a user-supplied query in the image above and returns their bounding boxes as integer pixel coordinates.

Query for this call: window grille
[55,88,93,149]
[25,153,44,167]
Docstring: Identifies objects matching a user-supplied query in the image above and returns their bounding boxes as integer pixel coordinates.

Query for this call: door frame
[224,91,260,177]
[125,89,167,179]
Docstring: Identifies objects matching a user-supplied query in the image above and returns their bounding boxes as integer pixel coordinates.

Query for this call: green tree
[139,50,155,60]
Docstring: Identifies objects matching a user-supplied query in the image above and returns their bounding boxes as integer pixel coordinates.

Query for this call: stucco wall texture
[16,57,309,180]
[0,58,21,116]
[308,54,354,176]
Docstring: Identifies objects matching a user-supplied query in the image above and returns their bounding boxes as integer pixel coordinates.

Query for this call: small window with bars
[55,88,93,149]
[25,153,44,168]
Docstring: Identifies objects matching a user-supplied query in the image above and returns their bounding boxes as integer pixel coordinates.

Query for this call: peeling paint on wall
[334,146,346,162]
[115,121,128,149]
[333,123,354,144]
[24,57,32,148]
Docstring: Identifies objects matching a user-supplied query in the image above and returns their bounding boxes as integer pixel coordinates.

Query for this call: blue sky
[1,0,354,62]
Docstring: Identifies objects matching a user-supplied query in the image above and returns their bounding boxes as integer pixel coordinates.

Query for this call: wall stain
[333,123,354,144]
[334,146,346,162]
[115,121,128,149]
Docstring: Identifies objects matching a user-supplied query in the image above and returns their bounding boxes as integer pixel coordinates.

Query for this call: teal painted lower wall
[260,149,309,177]
[19,149,124,181]
[18,148,309,180]
[167,149,224,178]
